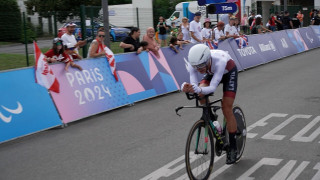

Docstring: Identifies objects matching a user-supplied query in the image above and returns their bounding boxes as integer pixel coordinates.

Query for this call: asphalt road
[1,48,320,180]
[0,39,52,54]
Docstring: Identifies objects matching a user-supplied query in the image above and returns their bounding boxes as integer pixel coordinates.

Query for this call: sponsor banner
[286,29,309,53]
[248,33,282,63]
[227,37,265,69]
[270,30,297,57]
[50,58,130,123]
[310,25,320,42]
[298,27,320,49]
[217,39,243,71]
[116,53,157,103]
[0,68,62,143]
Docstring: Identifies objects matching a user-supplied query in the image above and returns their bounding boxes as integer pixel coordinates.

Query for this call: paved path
[0,39,52,54]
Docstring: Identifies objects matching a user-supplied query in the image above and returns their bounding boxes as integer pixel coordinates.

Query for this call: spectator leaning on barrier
[61,22,86,55]
[201,18,213,41]
[268,14,276,32]
[190,11,203,43]
[311,10,320,25]
[234,17,241,35]
[179,17,191,41]
[248,11,256,27]
[87,30,108,58]
[282,11,293,29]
[252,17,272,34]
[64,43,83,71]
[214,21,226,41]
[224,16,239,38]
[143,27,160,58]
[45,38,69,63]
[119,27,144,54]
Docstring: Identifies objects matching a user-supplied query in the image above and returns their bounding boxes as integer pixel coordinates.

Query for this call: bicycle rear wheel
[233,106,246,163]
[185,120,214,180]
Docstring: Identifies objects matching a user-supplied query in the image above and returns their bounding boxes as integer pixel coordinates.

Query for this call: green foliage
[0,0,22,41]
[21,21,36,44]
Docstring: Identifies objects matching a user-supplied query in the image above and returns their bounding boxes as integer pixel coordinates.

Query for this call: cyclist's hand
[181,82,192,92]
[191,83,202,94]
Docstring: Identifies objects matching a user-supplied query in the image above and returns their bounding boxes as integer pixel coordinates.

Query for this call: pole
[102,0,110,47]
[136,7,139,28]
[80,5,88,58]
[53,11,58,37]
[23,12,29,66]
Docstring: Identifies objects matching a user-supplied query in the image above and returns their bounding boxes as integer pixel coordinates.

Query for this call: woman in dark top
[119,27,144,54]
[157,16,168,47]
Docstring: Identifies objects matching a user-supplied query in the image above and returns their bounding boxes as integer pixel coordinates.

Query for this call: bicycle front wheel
[233,106,247,163]
[185,120,214,180]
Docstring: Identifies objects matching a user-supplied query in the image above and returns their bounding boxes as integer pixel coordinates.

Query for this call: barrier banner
[298,27,320,49]
[286,29,309,53]
[310,25,320,42]
[50,58,130,123]
[217,39,243,71]
[116,53,157,103]
[0,68,62,143]
[227,37,265,69]
[247,33,282,63]
[270,30,297,57]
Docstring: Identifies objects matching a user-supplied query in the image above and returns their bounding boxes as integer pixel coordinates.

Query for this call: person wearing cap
[64,43,83,71]
[213,21,226,41]
[179,17,191,41]
[282,11,293,29]
[190,11,203,43]
[224,16,239,38]
[45,38,69,63]
[61,22,87,55]
[201,18,213,41]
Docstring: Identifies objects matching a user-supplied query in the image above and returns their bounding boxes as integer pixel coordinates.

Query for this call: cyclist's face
[196,65,207,74]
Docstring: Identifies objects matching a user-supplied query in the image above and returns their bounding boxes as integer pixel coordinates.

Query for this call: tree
[0,0,21,41]
[24,0,132,22]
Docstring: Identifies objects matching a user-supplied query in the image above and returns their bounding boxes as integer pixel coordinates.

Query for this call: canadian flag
[103,46,118,81]
[34,41,60,93]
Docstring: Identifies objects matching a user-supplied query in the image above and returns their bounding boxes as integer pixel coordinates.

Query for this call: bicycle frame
[176,93,226,153]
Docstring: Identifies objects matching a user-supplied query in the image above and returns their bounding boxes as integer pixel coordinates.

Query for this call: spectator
[268,14,276,31]
[252,17,272,34]
[248,11,256,27]
[241,13,249,34]
[88,30,108,58]
[143,27,160,58]
[221,13,233,26]
[234,17,241,35]
[139,41,149,51]
[201,18,213,41]
[224,16,239,38]
[64,43,83,71]
[275,12,283,31]
[292,13,301,29]
[61,22,86,55]
[297,10,304,27]
[179,17,191,41]
[213,21,226,41]
[176,32,191,44]
[311,10,320,25]
[157,16,168,47]
[119,27,144,54]
[169,36,179,53]
[190,11,203,43]
[282,11,293,29]
[170,22,179,37]
[45,38,69,63]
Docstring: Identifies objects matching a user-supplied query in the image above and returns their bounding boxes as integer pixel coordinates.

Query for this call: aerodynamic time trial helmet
[188,44,211,69]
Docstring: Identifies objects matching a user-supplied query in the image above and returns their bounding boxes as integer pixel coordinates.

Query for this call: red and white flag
[33,41,60,93]
[103,46,118,81]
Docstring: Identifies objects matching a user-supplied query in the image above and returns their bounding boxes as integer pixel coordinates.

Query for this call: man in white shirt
[224,16,239,38]
[214,21,226,41]
[61,22,86,55]
[190,11,203,43]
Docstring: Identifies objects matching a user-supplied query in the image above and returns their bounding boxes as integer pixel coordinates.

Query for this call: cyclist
[181,44,238,164]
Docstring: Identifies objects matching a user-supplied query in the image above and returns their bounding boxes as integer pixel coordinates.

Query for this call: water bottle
[213,121,222,134]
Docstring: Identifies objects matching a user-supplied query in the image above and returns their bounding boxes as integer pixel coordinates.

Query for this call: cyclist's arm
[187,63,199,85]
[201,60,227,95]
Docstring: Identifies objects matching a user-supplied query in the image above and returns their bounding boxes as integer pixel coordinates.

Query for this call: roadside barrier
[1,26,319,143]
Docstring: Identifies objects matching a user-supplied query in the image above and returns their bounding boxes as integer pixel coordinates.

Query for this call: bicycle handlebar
[185,92,214,101]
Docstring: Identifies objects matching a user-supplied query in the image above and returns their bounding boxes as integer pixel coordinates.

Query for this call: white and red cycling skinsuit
[187,49,238,99]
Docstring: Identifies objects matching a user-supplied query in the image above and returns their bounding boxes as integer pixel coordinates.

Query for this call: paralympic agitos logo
[0,102,23,123]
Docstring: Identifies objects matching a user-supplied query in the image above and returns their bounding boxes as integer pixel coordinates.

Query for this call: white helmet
[188,44,211,68]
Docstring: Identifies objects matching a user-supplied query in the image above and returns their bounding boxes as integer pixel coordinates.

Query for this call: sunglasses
[192,62,207,69]
[98,35,105,38]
